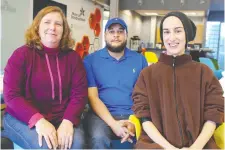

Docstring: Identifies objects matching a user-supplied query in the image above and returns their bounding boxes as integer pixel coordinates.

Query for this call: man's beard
[106,41,127,53]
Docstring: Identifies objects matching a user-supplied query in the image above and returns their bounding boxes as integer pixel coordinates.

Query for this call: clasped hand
[111,120,135,143]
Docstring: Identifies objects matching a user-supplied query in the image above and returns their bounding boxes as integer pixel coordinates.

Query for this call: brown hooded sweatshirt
[132,53,224,149]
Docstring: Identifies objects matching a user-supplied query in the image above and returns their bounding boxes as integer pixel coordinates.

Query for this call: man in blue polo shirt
[83,17,148,149]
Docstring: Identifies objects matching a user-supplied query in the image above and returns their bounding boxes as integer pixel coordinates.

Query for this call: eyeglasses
[107,29,126,35]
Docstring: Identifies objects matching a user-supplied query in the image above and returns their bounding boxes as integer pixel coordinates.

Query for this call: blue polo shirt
[84,47,148,115]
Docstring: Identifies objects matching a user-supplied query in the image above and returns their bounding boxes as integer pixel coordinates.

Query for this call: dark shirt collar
[43,44,59,55]
[100,47,133,60]
[159,53,192,67]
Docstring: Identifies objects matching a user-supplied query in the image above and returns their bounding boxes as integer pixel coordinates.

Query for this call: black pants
[1,137,14,149]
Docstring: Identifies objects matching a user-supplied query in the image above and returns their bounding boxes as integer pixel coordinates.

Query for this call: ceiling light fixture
[200,0,205,4]
[137,0,143,6]
[180,0,185,6]
[184,12,197,16]
[145,13,158,16]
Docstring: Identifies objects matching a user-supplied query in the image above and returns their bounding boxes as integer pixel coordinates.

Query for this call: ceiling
[96,0,224,12]
[135,10,206,17]
[120,0,223,17]
[96,0,223,17]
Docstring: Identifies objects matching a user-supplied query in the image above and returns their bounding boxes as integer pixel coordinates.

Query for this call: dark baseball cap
[105,17,128,33]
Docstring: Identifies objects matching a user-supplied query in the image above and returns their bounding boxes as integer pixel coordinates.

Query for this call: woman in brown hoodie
[132,11,224,149]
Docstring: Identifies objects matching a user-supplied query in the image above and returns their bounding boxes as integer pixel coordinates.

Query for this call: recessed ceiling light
[184,12,197,16]
[200,0,205,4]
[145,13,158,16]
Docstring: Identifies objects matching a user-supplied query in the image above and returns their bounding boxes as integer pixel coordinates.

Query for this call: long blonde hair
[25,6,75,50]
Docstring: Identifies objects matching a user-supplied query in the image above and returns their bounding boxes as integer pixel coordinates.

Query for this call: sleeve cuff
[140,117,152,124]
[204,112,224,125]
[135,111,151,119]
[63,116,80,127]
[28,113,44,128]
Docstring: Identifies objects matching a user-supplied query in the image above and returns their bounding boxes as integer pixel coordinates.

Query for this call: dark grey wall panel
[119,0,211,10]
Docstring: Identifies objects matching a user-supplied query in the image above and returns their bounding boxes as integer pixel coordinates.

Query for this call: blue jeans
[2,113,86,149]
[83,111,135,149]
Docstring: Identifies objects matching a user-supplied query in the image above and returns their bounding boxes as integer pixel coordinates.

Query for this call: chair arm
[214,123,224,149]
[129,115,142,140]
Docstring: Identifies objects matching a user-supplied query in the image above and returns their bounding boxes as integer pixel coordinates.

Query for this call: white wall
[1,0,32,70]
[140,17,151,45]
[53,0,103,53]
[119,10,142,50]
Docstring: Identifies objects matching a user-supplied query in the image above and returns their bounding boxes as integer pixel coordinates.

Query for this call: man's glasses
[107,29,126,35]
